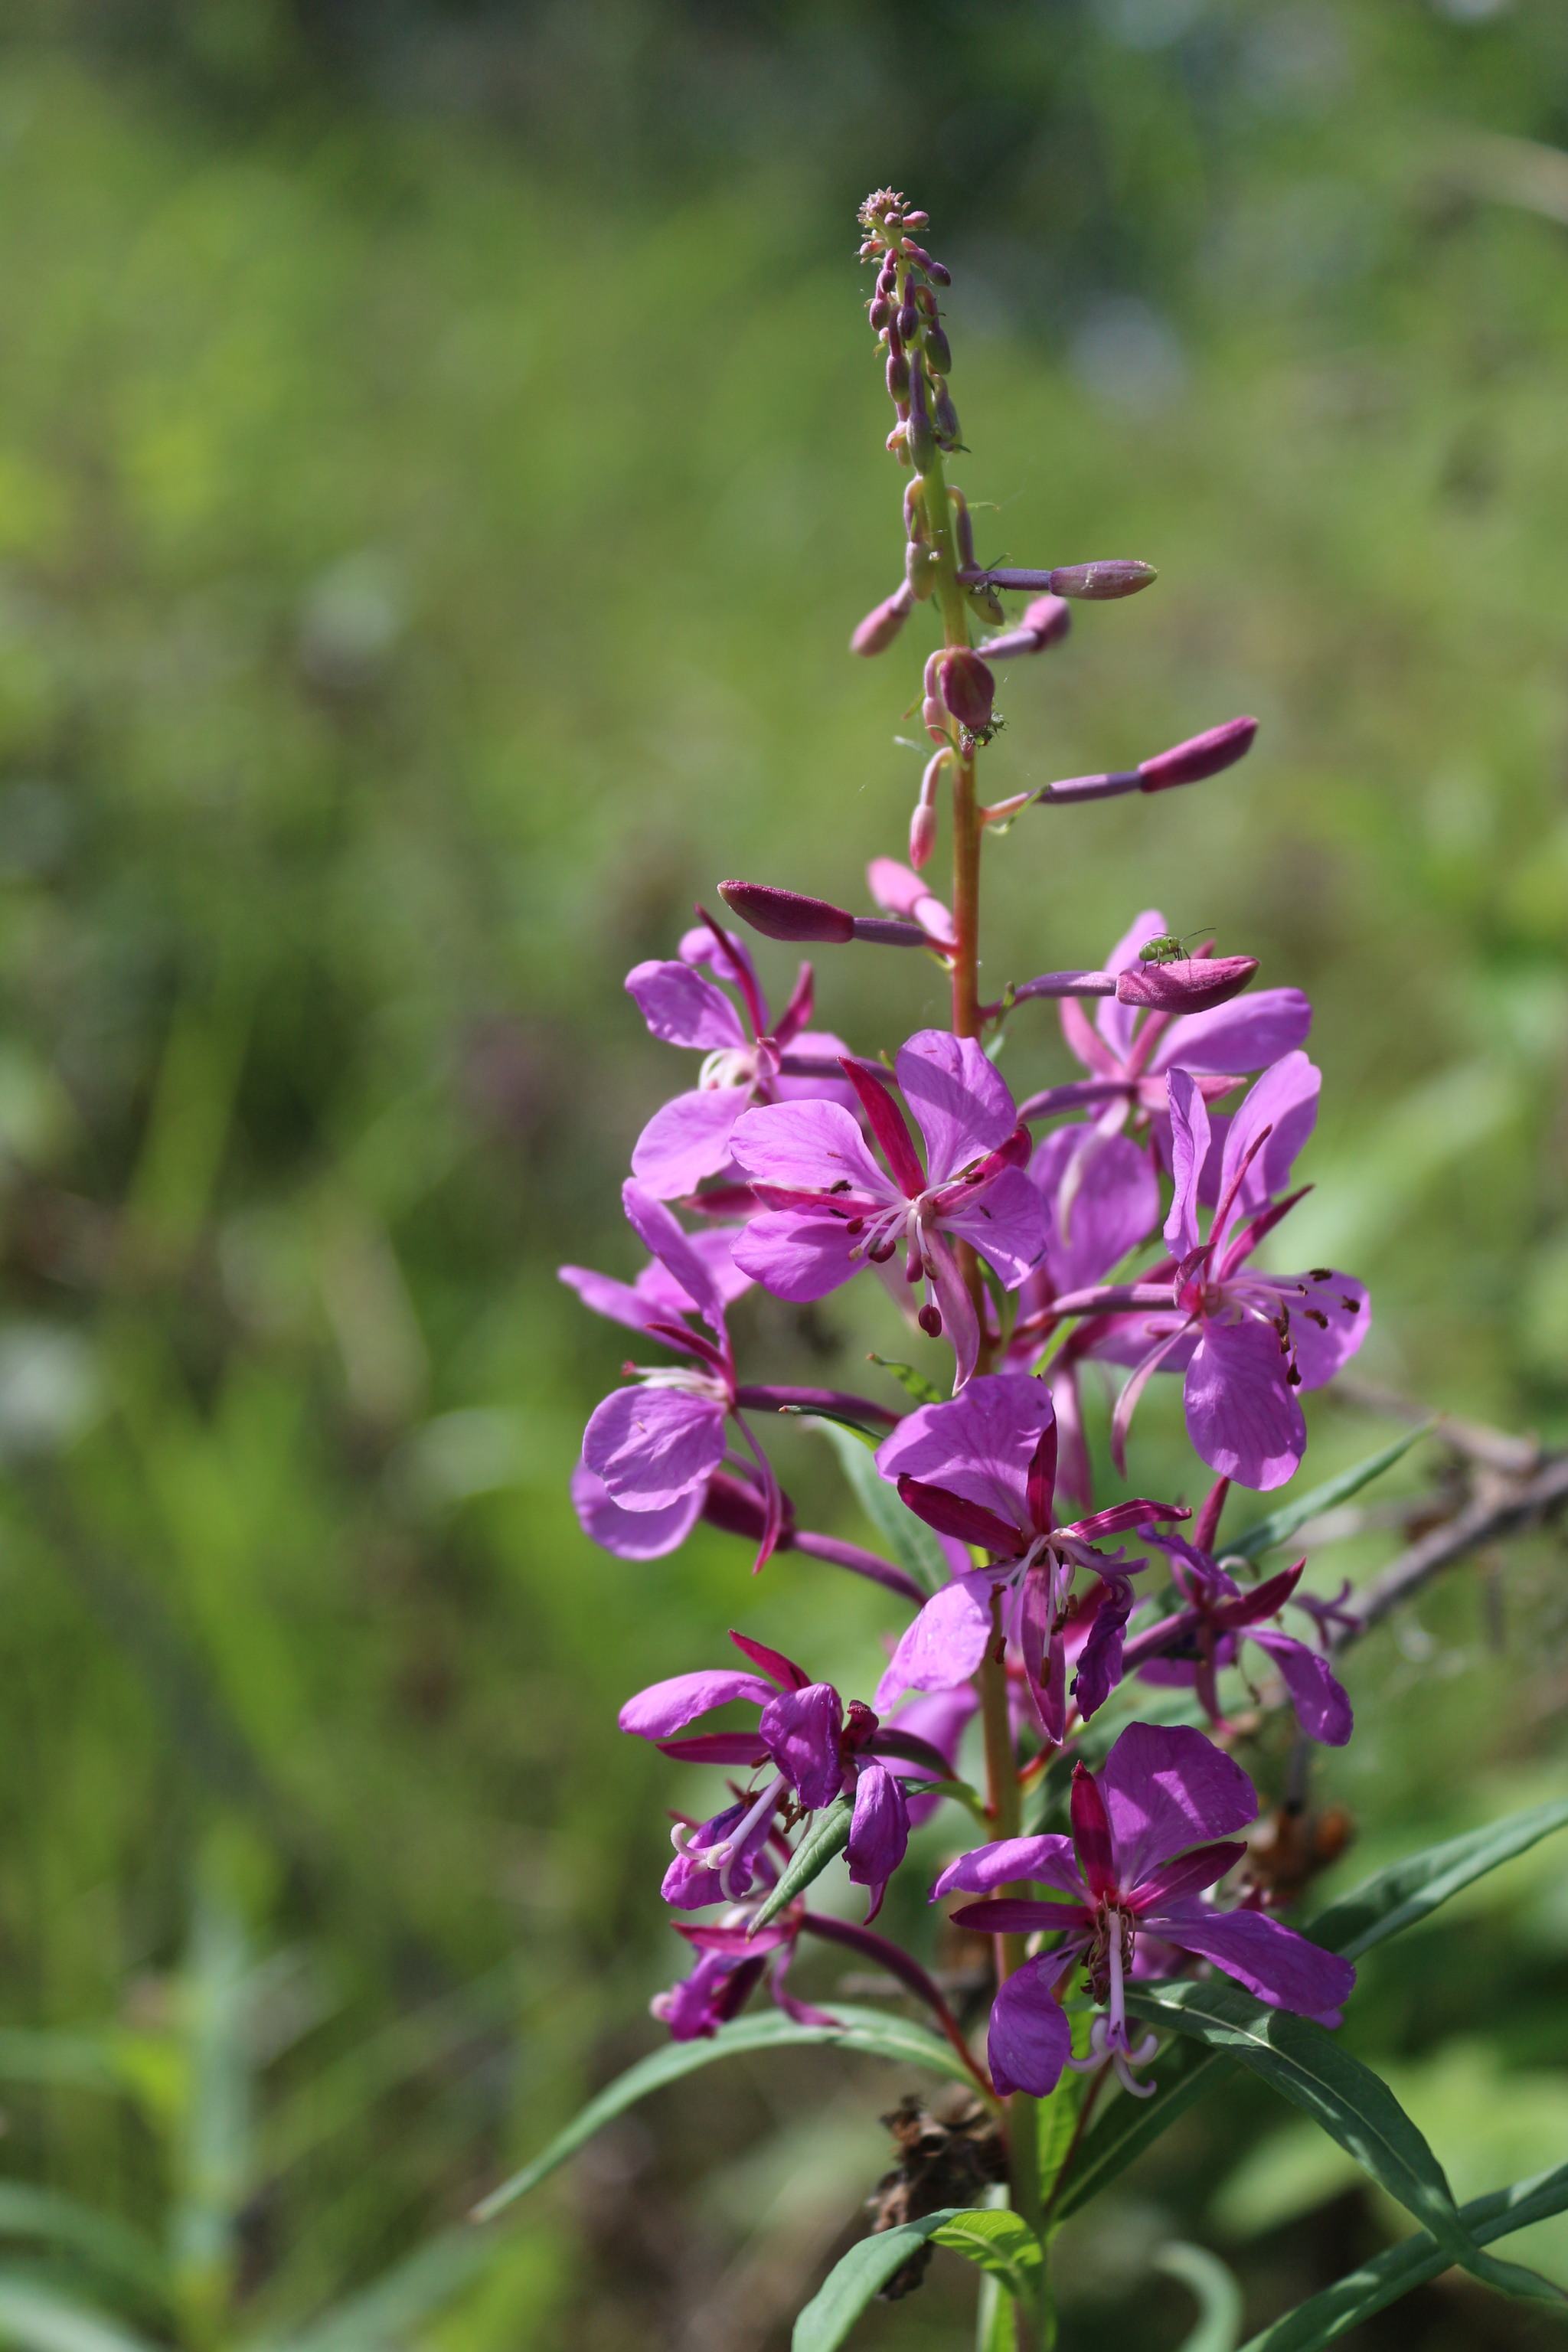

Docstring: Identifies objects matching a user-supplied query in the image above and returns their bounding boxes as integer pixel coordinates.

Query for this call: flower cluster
[561,196,1374,2174]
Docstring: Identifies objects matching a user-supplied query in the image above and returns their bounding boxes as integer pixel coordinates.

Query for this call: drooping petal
[732,1211,861,1302]
[1218,1052,1321,1232]
[875,1374,1054,1533]
[631,1089,751,1197]
[626,959,749,1052]
[896,1030,1017,1184]
[1070,1574,1136,1720]
[571,1461,704,1559]
[1031,1128,1159,1293]
[650,1947,766,2040]
[1099,1720,1259,1886]
[847,1762,910,1918]
[640,1227,754,1315]
[988,1954,1077,2096]
[1149,1901,1355,2025]
[873,1573,996,1712]
[558,1263,663,1335]
[730,1629,810,1691]
[583,1386,727,1509]
[1153,988,1313,1078]
[759,1682,844,1811]
[923,1230,982,1388]
[1164,1070,1210,1260]
[1096,909,1168,1059]
[1184,1314,1305,1491]
[730,1097,894,1200]
[620,1669,776,1738]
[932,1834,1085,1903]
[1278,1272,1370,1390]
[622,1181,730,1335]
[1050,1361,1093,1509]
[942,1166,1048,1290]
[1245,1627,1354,1745]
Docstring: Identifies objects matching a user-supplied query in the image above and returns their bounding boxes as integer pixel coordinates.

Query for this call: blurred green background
[0,2,1563,2347]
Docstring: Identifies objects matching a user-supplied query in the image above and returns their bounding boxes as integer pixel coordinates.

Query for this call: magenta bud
[897,301,918,339]
[869,296,892,332]
[906,364,936,471]
[1138,714,1258,793]
[925,324,952,374]
[717,881,854,945]
[877,261,897,297]
[1048,559,1158,601]
[851,581,916,656]
[949,489,975,569]
[922,697,947,742]
[1022,593,1072,648]
[933,387,961,445]
[887,350,911,402]
[937,648,995,733]
[1114,955,1258,1013]
[904,210,929,228]
[926,260,951,286]
[909,799,937,870]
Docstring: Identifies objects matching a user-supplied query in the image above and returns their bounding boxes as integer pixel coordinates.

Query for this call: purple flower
[730,1032,1045,1386]
[626,916,853,1197]
[651,1915,832,2040]
[1018,908,1312,1133]
[869,1375,1188,1738]
[620,1632,935,1920]
[573,1182,786,1564]
[1126,1484,1353,1745]
[1053,1054,1370,1489]
[937,1721,1356,2096]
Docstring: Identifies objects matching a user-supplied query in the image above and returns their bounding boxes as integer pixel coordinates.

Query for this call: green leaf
[472,2004,975,2220]
[1230,1426,1429,1560]
[1054,2037,1231,2223]
[932,2208,1043,2306]
[974,2273,1013,2352]
[1125,1981,1471,2262]
[1306,1795,1568,1962]
[790,2210,969,2352]
[776,1403,890,1442]
[810,1419,949,1595]
[0,2190,167,2307]
[0,2275,161,2352]
[0,2037,122,2096]
[866,1355,944,1408]
[1238,2160,1568,2352]
[1155,2243,1245,2352]
[264,2228,498,2352]
[749,1800,853,1931]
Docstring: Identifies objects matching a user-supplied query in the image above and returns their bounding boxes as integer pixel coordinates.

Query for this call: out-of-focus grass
[0,8,1560,2347]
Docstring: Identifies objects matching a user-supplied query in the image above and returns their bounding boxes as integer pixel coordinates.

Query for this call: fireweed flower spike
[938,1722,1356,2097]
[625,913,853,1198]
[1051,1053,1371,1487]
[730,1031,1045,1387]
[870,1374,1189,1737]
[620,1631,946,1919]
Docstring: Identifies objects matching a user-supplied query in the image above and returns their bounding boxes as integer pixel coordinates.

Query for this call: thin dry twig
[1331,1450,1568,1651]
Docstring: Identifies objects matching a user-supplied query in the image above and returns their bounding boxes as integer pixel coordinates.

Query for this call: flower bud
[937,648,995,733]
[933,387,962,446]
[877,260,897,296]
[1048,559,1158,600]
[1138,714,1258,793]
[949,488,975,570]
[897,301,918,340]
[717,880,854,944]
[906,361,936,472]
[850,580,916,656]
[887,422,911,464]
[925,324,952,374]
[909,797,938,870]
[904,209,929,228]
[1022,593,1072,648]
[922,697,948,743]
[1114,954,1258,1013]
[905,539,940,599]
[869,295,892,332]
[887,349,911,403]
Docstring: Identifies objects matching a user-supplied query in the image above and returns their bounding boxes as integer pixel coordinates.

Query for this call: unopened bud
[717,880,854,944]
[906,362,936,472]
[877,260,897,297]
[850,580,916,656]
[897,301,919,340]
[869,296,892,332]
[909,798,938,870]
[926,260,951,286]
[887,422,911,465]
[949,488,975,570]
[887,349,911,403]
[925,324,952,374]
[1048,559,1158,600]
[923,697,948,743]
[1114,954,1258,1013]
[906,539,940,599]
[918,1302,943,1338]
[904,210,929,228]
[937,648,995,733]
[1022,593,1072,648]
[867,854,957,949]
[1138,715,1258,793]
[933,387,961,446]
[904,480,925,542]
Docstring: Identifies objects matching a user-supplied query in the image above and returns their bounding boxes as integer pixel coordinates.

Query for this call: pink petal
[619,1668,776,1737]
[1163,1070,1211,1258]
[942,1166,1047,1291]
[1245,1627,1354,1745]
[988,1955,1076,2096]
[1099,1720,1258,1886]
[924,1230,982,1387]
[571,1461,704,1558]
[932,1834,1083,1902]
[847,1762,910,1914]
[643,1227,754,1313]
[631,1089,750,1197]
[1096,909,1168,1060]
[558,1263,660,1335]
[1149,1902,1355,2025]
[1281,1273,1370,1390]
[622,1181,729,1334]
[1219,1052,1321,1232]
[626,960,747,1052]
[732,1210,860,1302]
[1184,1314,1305,1491]
[1031,1127,1158,1292]
[1154,988,1313,1078]
[730,1097,892,1198]
[895,1030,1016,1183]
[872,1573,995,1711]
[875,1374,1054,1530]
[760,1682,844,1811]
[582,1387,727,1508]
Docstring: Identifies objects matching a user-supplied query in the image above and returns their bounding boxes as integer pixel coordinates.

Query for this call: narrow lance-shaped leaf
[1155,2243,1245,2352]
[472,2005,975,2220]
[1237,2159,1568,2352]
[791,2210,971,2352]
[0,2275,162,2352]
[809,1418,950,1596]
[1230,1426,1430,1561]
[749,1799,852,1932]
